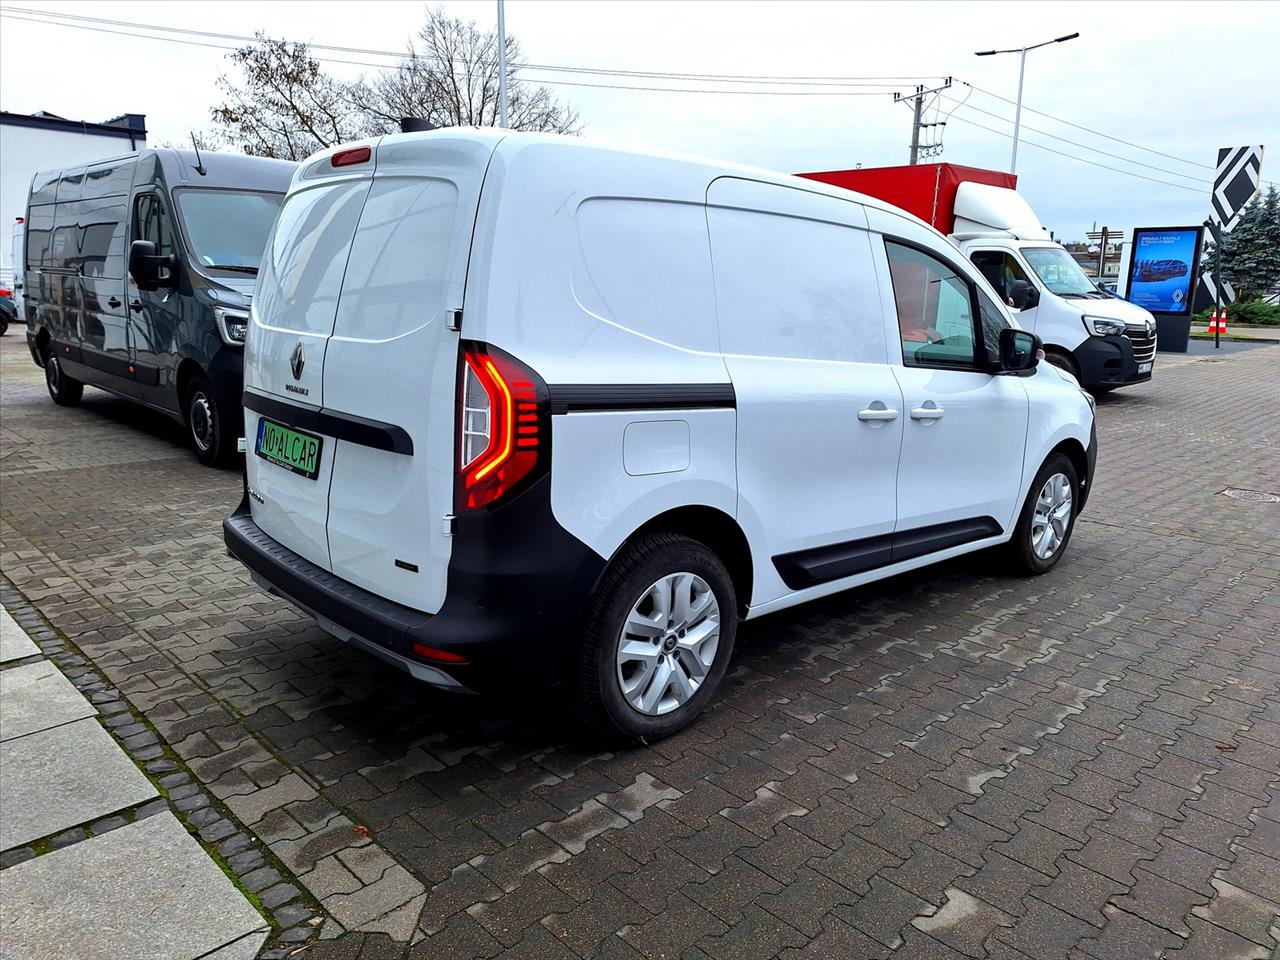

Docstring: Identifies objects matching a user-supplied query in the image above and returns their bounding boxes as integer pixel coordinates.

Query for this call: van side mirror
[128,240,179,292]
[998,328,1040,374]
[1010,279,1039,310]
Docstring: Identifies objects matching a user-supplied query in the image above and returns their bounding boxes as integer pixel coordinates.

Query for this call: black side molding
[773,516,1003,589]
[547,383,736,415]
[243,390,414,456]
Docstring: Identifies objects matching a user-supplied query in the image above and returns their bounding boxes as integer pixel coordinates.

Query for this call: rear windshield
[176,189,284,276]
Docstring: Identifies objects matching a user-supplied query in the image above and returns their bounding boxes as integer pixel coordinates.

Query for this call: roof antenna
[190,132,207,176]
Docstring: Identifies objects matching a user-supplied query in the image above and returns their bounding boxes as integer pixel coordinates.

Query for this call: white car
[225,130,1097,740]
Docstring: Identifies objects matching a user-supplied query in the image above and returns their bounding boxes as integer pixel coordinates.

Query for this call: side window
[25,204,54,270]
[885,240,978,369]
[79,199,127,279]
[970,250,1029,306]
[133,193,174,258]
[49,203,80,272]
[977,289,1010,363]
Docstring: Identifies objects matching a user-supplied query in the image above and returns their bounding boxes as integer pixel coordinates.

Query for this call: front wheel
[571,533,737,742]
[185,374,238,467]
[46,353,84,406]
[1044,349,1081,382]
[1006,453,1079,575]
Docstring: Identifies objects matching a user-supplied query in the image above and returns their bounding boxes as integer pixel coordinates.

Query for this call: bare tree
[210,35,364,160]
[210,11,579,159]
[348,7,580,135]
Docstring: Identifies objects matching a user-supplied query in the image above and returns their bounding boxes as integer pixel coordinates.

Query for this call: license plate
[1138,362,1152,374]
[255,417,323,480]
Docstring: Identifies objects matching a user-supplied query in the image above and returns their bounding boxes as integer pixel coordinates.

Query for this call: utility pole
[895,78,952,165]
[496,0,510,128]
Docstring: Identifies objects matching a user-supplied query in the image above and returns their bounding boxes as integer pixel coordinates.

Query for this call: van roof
[300,128,942,236]
[30,147,296,199]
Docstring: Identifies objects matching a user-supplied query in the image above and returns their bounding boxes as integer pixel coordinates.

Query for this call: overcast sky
[2,0,1276,240]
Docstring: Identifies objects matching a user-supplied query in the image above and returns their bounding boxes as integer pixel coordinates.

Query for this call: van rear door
[322,134,496,614]
[244,142,379,571]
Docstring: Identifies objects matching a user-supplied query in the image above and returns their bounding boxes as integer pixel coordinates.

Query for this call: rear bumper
[1073,335,1151,389]
[223,476,605,690]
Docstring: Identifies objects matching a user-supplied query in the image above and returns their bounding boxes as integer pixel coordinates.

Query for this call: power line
[941,96,1210,185]
[946,113,1206,193]
[0,5,944,87]
[962,82,1215,171]
[0,10,926,96]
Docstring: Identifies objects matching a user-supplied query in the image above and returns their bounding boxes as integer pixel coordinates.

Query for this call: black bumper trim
[243,389,413,455]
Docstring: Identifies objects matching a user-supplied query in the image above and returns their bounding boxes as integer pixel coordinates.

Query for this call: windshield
[176,189,284,274]
[1020,245,1099,297]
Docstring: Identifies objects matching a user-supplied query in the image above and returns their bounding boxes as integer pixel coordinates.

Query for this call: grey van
[22,149,295,465]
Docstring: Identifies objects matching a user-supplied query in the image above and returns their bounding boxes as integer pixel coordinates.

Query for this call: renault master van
[225,131,1097,740]
[23,149,295,465]
[802,164,1158,393]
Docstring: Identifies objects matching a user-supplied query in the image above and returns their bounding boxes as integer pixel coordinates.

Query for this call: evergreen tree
[1203,185,1280,300]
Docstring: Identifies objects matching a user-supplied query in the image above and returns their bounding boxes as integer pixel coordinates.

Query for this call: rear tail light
[457,342,548,511]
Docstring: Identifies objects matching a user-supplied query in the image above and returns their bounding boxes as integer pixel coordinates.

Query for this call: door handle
[910,402,945,421]
[130,300,143,311]
[857,403,899,423]
[107,296,122,309]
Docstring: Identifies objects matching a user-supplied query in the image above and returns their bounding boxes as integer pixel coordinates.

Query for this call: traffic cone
[1207,308,1220,333]
[1219,309,1228,335]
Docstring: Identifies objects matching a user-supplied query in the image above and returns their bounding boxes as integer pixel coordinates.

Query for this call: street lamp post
[975,32,1079,174]
[497,0,510,128]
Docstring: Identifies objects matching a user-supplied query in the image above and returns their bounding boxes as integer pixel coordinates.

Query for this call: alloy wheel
[1031,472,1073,560]
[615,571,720,716]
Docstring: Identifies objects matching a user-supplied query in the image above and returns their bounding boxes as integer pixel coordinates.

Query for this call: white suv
[225,130,1097,740]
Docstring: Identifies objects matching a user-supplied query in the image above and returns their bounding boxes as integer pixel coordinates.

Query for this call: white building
[0,110,147,288]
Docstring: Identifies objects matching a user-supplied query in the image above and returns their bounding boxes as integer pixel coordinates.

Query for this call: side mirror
[1010,279,1040,310]
[128,240,179,292]
[998,327,1040,374]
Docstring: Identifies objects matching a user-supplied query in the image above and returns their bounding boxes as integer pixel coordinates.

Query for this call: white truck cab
[226,131,1098,741]
[950,183,1157,391]
[803,166,1158,393]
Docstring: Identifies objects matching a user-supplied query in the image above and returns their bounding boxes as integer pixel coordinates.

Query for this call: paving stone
[1,659,97,741]
[0,717,156,850]
[0,813,267,960]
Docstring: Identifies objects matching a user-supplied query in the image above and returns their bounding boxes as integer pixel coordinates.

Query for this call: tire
[571,533,737,742]
[1006,453,1079,575]
[184,373,238,467]
[45,352,84,407]
[1044,350,1080,382]
[0,318,8,336]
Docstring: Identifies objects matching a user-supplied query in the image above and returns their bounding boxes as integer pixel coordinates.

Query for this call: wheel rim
[1031,472,1073,560]
[190,392,215,452]
[47,357,62,393]
[615,571,720,717]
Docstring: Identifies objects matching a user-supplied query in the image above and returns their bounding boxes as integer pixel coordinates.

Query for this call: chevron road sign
[1196,145,1264,309]
[1211,146,1264,230]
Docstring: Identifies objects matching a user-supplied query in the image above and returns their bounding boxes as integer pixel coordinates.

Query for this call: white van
[224,130,1097,740]
[951,184,1157,391]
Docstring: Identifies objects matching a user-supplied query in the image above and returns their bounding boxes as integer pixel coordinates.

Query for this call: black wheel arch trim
[242,389,414,455]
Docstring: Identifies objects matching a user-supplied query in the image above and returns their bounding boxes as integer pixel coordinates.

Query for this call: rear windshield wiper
[204,264,259,274]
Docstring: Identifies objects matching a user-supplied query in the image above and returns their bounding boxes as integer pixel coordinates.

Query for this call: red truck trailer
[797,163,1018,234]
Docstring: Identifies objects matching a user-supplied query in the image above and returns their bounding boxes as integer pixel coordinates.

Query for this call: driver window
[970,250,1029,307]
[133,194,174,259]
[885,240,978,369]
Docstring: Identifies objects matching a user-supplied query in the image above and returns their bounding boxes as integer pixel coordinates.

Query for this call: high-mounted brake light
[457,342,548,511]
[331,146,371,168]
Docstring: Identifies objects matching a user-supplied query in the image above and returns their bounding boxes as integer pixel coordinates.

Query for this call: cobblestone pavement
[1,334,1277,960]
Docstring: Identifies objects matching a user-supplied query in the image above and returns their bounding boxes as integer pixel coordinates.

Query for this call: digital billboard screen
[1126,227,1203,315]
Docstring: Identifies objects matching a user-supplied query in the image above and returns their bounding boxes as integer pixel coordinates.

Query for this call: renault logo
[290,342,305,380]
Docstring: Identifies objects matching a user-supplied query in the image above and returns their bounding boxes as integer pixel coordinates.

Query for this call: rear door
[244,143,380,570]
[322,135,495,613]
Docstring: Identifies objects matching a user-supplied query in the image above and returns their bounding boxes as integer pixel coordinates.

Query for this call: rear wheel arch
[33,326,50,366]
[616,505,753,615]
